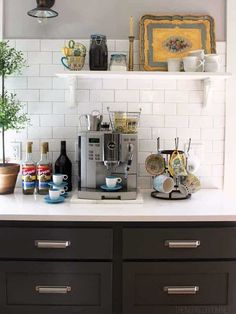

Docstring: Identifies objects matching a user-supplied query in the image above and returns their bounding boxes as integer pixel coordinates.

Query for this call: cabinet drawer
[0,261,112,314]
[123,227,236,259]
[0,227,113,259]
[123,261,236,314]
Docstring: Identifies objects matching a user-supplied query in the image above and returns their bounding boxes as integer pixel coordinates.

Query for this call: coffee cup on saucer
[105,176,122,189]
[49,188,64,201]
[53,174,68,186]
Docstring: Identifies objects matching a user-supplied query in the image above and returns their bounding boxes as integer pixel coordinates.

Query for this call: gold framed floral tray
[140,14,216,71]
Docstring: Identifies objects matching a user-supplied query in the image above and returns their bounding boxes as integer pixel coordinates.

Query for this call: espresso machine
[78,131,138,200]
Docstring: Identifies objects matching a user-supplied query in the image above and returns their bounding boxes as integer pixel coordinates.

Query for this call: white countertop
[0,189,236,222]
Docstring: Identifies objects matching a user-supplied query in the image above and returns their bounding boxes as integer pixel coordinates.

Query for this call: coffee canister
[89,34,108,71]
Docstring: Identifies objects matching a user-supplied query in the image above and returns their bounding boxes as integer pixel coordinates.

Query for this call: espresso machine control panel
[87,137,102,162]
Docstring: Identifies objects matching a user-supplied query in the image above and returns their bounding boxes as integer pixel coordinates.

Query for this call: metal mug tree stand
[151,138,192,201]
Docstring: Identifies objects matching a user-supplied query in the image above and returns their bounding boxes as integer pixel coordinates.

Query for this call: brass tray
[140,14,216,71]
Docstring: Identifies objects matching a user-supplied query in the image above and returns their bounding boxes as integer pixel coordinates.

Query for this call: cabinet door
[0,261,112,314]
[123,261,236,314]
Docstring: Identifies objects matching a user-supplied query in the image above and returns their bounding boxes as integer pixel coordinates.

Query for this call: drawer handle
[35,240,71,249]
[164,286,199,295]
[36,286,72,294]
[165,240,200,249]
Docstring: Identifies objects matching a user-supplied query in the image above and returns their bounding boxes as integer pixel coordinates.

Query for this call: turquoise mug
[61,56,85,71]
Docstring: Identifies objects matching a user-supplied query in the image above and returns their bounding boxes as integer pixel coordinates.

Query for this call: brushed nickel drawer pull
[36,286,71,294]
[164,286,199,295]
[35,240,71,249]
[165,240,200,249]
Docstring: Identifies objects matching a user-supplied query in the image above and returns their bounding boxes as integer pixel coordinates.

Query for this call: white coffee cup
[106,176,122,188]
[153,174,175,194]
[188,50,205,72]
[204,54,220,72]
[49,188,64,200]
[183,56,204,72]
[187,155,200,174]
[167,58,182,72]
[188,49,205,60]
[53,174,68,185]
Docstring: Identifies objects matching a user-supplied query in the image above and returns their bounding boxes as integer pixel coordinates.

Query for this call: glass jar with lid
[89,34,108,71]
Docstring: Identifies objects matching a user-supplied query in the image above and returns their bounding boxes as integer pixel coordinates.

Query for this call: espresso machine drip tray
[77,188,137,201]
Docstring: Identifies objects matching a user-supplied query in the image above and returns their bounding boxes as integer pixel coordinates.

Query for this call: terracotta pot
[0,163,20,195]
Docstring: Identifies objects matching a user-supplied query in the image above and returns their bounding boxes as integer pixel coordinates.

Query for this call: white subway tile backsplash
[40,90,65,102]
[28,102,52,114]
[140,90,164,102]
[28,52,52,64]
[128,103,152,115]
[5,77,27,89]
[53,127,77,139]
[91,90,114,102]
[115,90,139,102]
[152,128,176,140]
[165,116,189,128]
[28,77,52,89]
[153,79,176,90]
[189,116,213,128]
[103,78,127,90]
[153,102,176,115]
[15,40,40,51]
[17,89,40,102]
[28,126,52,139]
[41,40,65,51]
[140,116,164,128]
[5,39,226,189]
[40,115,64,127]
[40,65,62,76]
[177,80,203,91]
[177,128,201,140]
[128,79,152,90]
[165,90,188,103]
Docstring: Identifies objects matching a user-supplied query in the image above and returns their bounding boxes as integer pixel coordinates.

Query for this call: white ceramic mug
[183,56,204,72]
[53,174,68,185]
[188,50,205,72]
[187,154,200,174]
[204,54,220,72]
[106,176,122,188]
[167,58,182,72]
[153,174,174,194]
[49,188,64,200]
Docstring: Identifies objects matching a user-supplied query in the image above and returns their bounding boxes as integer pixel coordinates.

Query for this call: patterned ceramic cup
[153,174,174,194]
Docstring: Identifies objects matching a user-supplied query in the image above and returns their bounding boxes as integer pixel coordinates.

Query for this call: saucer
[48,182,68,188]
[61,192,69,198]
[44,195,65,204]
[100,184,123,191]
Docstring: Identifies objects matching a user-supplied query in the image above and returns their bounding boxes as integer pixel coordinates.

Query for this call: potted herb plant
[0,41,29,194]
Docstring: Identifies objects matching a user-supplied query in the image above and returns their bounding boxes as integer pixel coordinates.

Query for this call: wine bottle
[22,142,36,195]
[55,141,72,191]
[37,142,52,195]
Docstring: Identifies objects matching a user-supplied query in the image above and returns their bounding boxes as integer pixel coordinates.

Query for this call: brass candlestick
[128,36,135,71]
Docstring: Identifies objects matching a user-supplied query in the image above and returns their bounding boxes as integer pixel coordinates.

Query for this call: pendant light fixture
[27,0,58,21]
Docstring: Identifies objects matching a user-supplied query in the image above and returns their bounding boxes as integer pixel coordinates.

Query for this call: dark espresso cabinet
[0,222,236,314]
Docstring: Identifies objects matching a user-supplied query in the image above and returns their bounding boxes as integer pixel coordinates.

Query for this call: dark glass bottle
[55,141,72,191]
[22,142,36,195]
[89,34,108,71]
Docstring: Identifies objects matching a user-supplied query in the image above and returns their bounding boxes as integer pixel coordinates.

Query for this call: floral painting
[163,36,192,53]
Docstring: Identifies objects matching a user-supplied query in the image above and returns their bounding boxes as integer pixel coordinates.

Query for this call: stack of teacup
[167,49,220,73]
[61,40,86,71]
[45,174,69,203]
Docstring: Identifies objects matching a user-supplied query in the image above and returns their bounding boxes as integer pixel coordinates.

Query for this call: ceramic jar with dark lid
[89,34,108,71]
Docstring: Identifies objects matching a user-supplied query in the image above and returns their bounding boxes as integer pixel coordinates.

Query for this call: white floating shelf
[57,70,231,80]
[56,71,231,108]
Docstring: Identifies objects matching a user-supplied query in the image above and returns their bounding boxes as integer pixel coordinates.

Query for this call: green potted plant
[0,41,29,194]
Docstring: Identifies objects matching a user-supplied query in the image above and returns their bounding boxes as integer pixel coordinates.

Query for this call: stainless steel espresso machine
[78,131,138,200]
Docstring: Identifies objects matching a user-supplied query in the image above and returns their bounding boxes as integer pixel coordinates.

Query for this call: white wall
[3,0,226,40]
